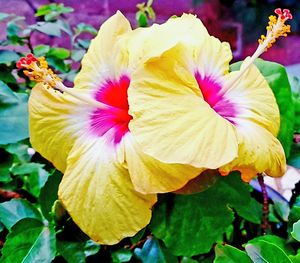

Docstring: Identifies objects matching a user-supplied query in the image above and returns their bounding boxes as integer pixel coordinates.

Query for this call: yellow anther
[258,8,292,51]
[17,54,110,109]
[223,8,292,93]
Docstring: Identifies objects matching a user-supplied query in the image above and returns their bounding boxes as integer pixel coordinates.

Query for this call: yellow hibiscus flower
[127,9,291,183]
[24,12,211,244]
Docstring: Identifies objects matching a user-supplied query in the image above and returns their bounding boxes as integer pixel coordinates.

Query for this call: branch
[257,174,271,234]
[0,189,22,200]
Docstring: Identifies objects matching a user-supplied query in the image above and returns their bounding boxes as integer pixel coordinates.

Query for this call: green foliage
[0,199,42,230]
[214,244,252,263]
[0,218,56,263]
[0,91,28,144]
[0,80,18,104]
[150,173,261,256]
[245,240,292,262]
[35,3,74,22]
[112,248,133,263]
[292,220,300,242]
[0,50,20,64]
[134,237,173,263]
[56,239,100,263]
[136,0,156,27]
[247,235,294,255]
[39,171,62,221]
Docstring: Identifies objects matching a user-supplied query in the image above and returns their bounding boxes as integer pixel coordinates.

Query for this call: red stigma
[275,8,282,15]
[274,8,292,20]
[16,54,38,69]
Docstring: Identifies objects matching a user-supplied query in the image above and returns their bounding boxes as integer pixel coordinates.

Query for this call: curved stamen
[223,8,292,92]
[17,54,110,109]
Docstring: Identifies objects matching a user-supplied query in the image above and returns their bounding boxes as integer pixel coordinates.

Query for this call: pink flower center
[90,75,132,144]
[195,72,237,123]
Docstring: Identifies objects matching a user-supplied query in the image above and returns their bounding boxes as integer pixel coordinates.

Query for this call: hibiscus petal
[124,14,209,66]
[58,134,157,245]
[29,84,93,172]
[129,46,238,169]
[219,120,286,182]
[222,60,280,136]
[124,134,202,194]
[75,11,131,90]
[195,36,232,81]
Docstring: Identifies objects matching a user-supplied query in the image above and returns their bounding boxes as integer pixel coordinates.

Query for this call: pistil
[223,8,292,92]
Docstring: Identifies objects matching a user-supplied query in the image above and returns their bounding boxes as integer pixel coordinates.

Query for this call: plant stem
[27,32,34,53]
[257,174,271,234]
[0,189,22,200]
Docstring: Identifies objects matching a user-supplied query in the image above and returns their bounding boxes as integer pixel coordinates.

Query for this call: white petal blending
[58,134,157,245]
[124,134,202,194]
[222,60,280,136]
[75,11,131,90]
[195,36,232,81]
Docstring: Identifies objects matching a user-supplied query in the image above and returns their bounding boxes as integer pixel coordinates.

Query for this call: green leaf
[289,197,300,223]
[0,50,20,64]
[71,49,85,62]
[134,237,167,263]
[288,143,300,169]
[292,220,300,242]
[0,199,42,230]
[35,3,73,22]
[4,141,30,163]
[47,47,70,59]
[0,13,11,22]
[75,23,97,35]
[56,239,100,262]
[77,39,91,49]
[39,170,62,221]
[136,11,148,27]
[175,170,218,194]
[273,199,291,222]
[131,228,146,244]
[231,59,295,158]
[289,75,300,134]
[112,248,132,263]
[56,240,85,263]
[56,20,72,36]
[0,221,4,232]
[150,173,261,256]
[11,163,49,197]
[245,240,292,263]
[147,0,154,7]
[84,240,100,257]
[29,22,62,37]
[33,44,50,57]
[181,257,198,263]
[247,235,294,255]
[0,92,29,144]
[7,19,25,45]
[47,57,70,73]
[0,80,18,104]
[289,252,300,263]
[0,161,12,183]
[0,68,17,84]
[214,244,252,263]
[0,218,56,263]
